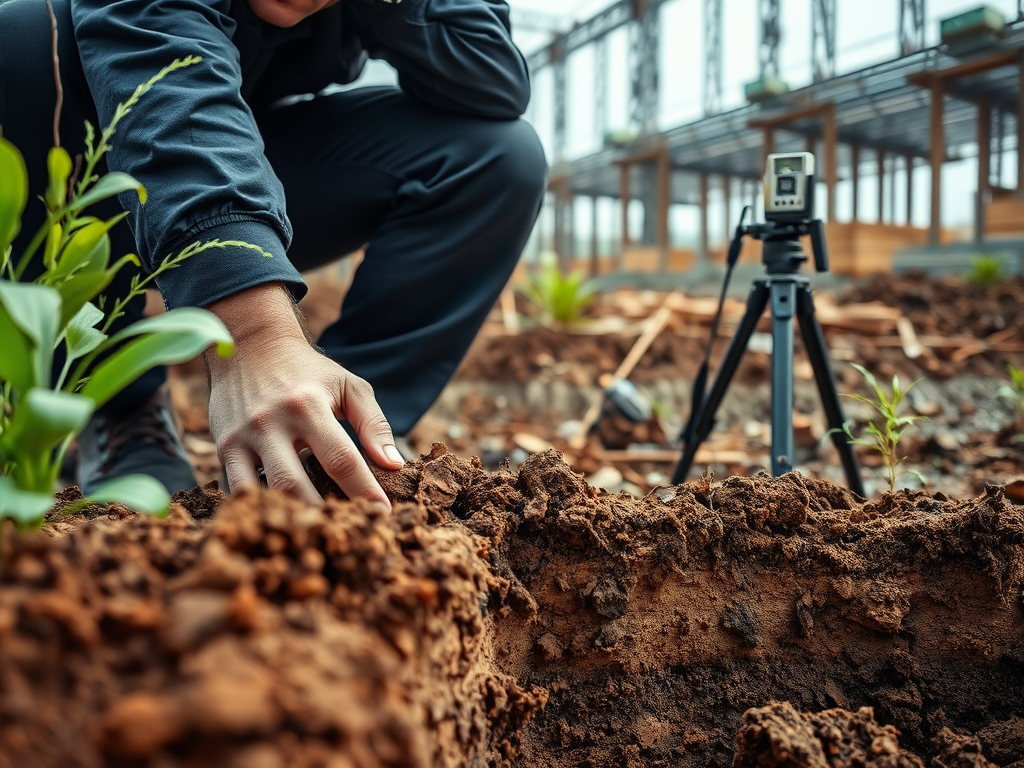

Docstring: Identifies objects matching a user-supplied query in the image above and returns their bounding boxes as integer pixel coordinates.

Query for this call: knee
[480,119,548,209]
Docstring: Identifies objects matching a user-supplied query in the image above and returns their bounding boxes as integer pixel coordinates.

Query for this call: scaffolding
[528,2,1024,276]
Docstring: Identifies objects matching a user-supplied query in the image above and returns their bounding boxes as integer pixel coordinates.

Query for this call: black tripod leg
[769,280,797,476]
[671,281,770,484]
[795,285,866,497]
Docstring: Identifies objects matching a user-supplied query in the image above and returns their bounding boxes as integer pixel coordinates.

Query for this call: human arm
[204,284,404,507]
[71,0,306,309]
[347,0,531,119]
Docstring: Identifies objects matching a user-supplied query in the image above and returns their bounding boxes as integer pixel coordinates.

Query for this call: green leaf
[69,172,146,212]
[0,300,35,392]
[55,220,112,277]
[1,388,94,458]
[0,281,62,389]
[81,308,233,408]
[0,136,29,254]
[0,476,54,524]
[45,146,73,209]
[87,474,170,516]
[57,272,116,330]
[64,301,106,360]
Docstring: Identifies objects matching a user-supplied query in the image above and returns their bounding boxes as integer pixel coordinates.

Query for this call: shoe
[76,384,198,495]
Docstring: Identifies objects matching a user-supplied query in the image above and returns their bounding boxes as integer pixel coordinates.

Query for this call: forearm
[72,0,305,308]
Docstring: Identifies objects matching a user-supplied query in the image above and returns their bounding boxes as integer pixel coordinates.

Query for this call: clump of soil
[3,446,1024,767]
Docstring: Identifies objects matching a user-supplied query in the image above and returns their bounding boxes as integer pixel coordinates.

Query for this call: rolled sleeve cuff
[152,218,307,309]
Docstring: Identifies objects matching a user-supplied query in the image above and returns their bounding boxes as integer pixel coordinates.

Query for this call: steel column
[899,0,926,56]
[552,40,567,165]
[811,0,836,82]
[759,0,781,80]
[595,37,608,146]
[630,0,660,135]
[976,99,991,242]
[704,0,723,115]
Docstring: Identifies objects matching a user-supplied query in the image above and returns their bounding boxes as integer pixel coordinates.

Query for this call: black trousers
[0,0,546,436]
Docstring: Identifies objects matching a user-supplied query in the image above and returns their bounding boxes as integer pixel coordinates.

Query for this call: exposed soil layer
[9,447,1024,766]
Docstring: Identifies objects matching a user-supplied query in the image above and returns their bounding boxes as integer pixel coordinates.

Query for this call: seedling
[965,254,1004,290]
[1002,364,1024,433]
[0,57,270,526]
[519,251,598,328]
[839,363,925,492]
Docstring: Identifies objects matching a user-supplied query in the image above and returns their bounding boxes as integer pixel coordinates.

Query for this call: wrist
[204,283,307,373]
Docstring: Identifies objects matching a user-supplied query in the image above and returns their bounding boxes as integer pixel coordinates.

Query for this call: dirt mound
[0,483,543,768]
[838,271,1024,342]
[3,447,1024,767]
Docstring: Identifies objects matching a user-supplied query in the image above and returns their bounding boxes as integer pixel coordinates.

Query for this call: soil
[4,447,1024,767]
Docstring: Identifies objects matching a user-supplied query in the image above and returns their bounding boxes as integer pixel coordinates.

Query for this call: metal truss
[704,0,723,115]
[630,0,660,134]
[595,37,608,142]
[552,39,567,164]
[509,7,567,36]
[811,0,836,82]
[898,0,926,56]
[759,0,781,80]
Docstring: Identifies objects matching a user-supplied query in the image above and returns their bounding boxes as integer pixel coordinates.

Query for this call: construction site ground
[2,269,1023,768]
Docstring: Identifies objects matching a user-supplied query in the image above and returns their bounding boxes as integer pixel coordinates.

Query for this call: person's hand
[203,283,404,507]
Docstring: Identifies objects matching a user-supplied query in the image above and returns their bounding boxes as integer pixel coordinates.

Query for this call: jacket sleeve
[348,0,531,119]
[71,0,306,309]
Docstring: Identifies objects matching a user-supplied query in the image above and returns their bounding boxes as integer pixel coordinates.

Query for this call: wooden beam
[930,79,944,245]
[749,102,833,129]
[762,128,775,179]
[851,144,860,223]
[723,175,732,254]
[877,148,886,224]
[619,162,631,263]
[1018,52,1024,201]
[977,98,991,242]
[907,49,1020,87]
[905,155,914,226]
[699,172,709,264]
[824,104,837,221]
[658,149,670,269]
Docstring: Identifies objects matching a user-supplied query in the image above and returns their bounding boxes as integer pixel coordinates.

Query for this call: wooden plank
[930,79,944,244]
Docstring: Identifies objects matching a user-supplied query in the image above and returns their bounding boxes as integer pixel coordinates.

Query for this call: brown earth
[5,446,1024,767]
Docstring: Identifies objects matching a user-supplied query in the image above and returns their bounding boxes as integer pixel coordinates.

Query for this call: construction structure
[527,1,1024,277]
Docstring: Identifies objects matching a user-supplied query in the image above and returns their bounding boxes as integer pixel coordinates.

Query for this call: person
[0,0,547,507]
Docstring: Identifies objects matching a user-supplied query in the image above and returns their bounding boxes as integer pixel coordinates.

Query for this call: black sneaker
[76,385,198,495]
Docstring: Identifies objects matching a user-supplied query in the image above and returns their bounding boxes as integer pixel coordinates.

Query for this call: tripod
[671,217,865,497]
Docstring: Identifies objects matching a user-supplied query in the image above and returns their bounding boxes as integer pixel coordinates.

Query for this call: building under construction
[522,1,1024,277]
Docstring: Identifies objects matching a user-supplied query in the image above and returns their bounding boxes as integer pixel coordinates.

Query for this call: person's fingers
[221,446,261,494]
[304,412,391,509]
[259,436,324,506]
[341,375,404,469]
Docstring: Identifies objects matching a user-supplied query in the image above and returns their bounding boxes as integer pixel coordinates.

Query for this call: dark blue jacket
[71,0,530,308]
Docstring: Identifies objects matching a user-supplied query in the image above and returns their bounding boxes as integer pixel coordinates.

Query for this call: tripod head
[733,218,830,275]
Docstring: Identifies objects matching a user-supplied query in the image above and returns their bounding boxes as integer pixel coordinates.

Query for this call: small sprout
[999,364,1024,433]
[839,363,926,493]
[518,251,598,328]
[965,254,1004,290]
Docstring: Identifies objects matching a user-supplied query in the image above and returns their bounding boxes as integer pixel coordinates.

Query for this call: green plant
[965,254,1004,289]
[0,56,269,525]
[839,363,925,492]
[1002,364,1024,431]
[519,251,598,327]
